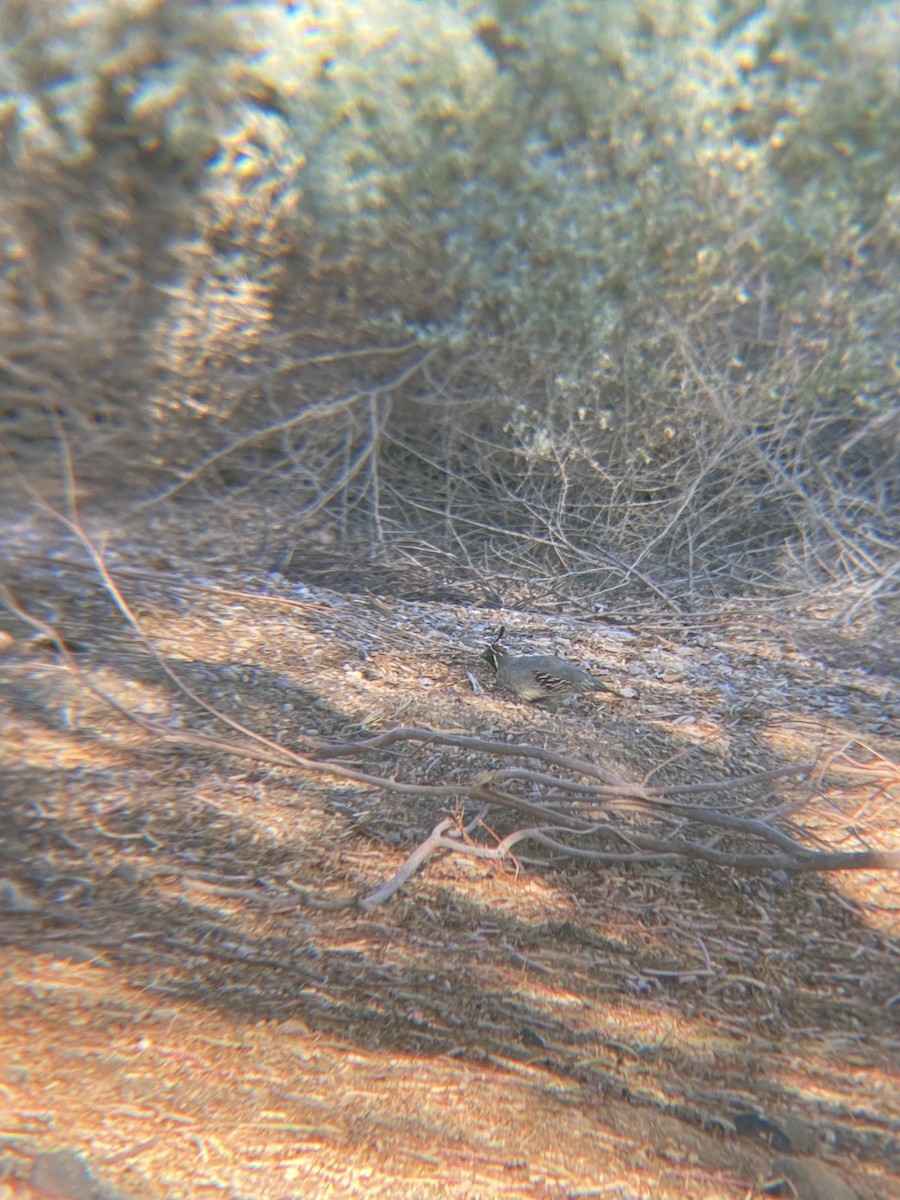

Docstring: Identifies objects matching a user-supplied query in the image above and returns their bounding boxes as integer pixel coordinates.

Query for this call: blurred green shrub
[1,0,896,605]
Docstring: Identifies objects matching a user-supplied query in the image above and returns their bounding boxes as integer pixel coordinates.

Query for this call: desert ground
[1,501,898,1200]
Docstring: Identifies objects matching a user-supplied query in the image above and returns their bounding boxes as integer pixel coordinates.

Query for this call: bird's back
[488,646,610,701]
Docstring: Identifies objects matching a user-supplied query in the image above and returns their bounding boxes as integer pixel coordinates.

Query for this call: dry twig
[2,438,898,912]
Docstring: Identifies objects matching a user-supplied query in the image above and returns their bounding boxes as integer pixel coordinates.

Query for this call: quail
[484,642,614,703]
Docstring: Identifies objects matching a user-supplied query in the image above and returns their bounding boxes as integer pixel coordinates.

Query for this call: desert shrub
[0,0,896,612]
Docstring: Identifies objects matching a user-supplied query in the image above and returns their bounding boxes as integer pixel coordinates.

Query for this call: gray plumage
[484,643,613,702]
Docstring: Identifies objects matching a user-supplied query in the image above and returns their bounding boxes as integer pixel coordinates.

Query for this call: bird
[483,641,614,703]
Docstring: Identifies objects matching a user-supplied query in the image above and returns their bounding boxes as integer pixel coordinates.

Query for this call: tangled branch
[2,440,898,913]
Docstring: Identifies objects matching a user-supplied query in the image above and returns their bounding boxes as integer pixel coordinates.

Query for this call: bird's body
[484,643,613,703]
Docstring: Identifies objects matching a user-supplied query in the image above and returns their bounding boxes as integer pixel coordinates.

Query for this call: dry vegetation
[1,2,899,1198]
[0,473,898,1199]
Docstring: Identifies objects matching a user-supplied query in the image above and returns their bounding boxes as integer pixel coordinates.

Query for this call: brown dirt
[1,507,898,1200]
